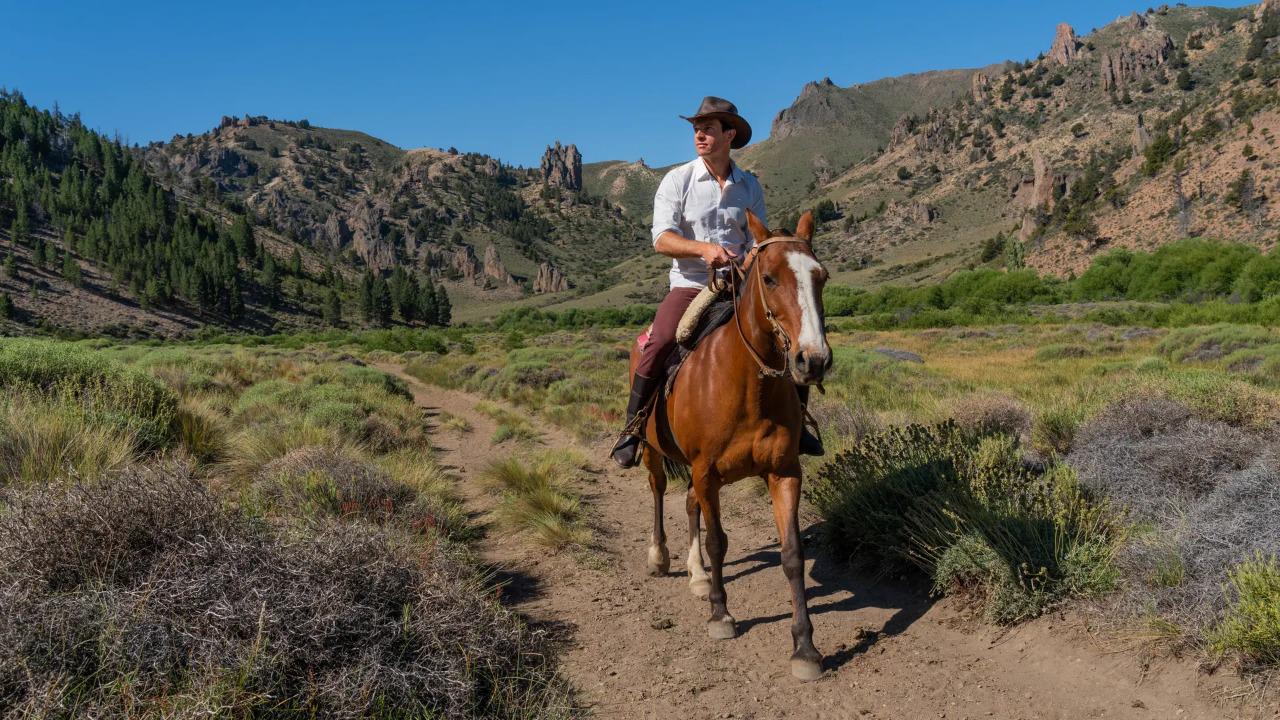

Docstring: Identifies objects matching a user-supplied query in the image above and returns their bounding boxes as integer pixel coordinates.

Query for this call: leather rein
[725,237,812,379]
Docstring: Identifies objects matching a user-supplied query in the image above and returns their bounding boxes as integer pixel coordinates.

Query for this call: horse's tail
[660,455,692,490]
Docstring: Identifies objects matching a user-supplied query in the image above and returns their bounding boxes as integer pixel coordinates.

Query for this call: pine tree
[1176,69,1193,91]
[61,251,81,287]
[436,284,452,326]
[359,270,376,322]
[323,288,342,325]
[3,255,16,280]
[230,214,256,261]
[289,248,303,277]
[0,293,13,320]
[372,275,393,326]
[261,253,282,307]
[418,277,439,325]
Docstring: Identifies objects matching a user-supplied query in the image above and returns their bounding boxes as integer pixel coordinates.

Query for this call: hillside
[145,124,651,313]
[780,3,1278,288]
[737,67,1009,213]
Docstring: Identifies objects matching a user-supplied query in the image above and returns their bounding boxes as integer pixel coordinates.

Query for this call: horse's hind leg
[767,469,822,681]
[695,470,735,639]
[642,449,669,576]
[685,486,711,599]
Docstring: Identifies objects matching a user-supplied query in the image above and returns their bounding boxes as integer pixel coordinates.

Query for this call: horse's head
[745,210,833,385]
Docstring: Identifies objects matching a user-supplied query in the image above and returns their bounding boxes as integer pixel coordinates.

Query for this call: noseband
[726,237,811,379]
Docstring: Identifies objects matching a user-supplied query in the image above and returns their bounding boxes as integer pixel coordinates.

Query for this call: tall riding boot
[796,384,825,457]
[611,373,662,468]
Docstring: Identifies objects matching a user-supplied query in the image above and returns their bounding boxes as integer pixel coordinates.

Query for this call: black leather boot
[796,384,825,457]
[611,373,661,468]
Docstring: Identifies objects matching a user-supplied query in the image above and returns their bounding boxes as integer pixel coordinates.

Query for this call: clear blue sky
[2,1,1249,168]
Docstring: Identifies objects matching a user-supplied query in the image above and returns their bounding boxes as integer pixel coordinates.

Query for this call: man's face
[693,119,735,158]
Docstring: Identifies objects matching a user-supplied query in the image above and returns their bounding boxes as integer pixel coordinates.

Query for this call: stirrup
[611,432,643,468]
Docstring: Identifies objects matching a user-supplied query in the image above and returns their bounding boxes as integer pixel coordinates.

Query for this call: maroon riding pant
[635,287,701,378]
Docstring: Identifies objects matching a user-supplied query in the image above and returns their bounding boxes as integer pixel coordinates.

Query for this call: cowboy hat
[680,96,752,149]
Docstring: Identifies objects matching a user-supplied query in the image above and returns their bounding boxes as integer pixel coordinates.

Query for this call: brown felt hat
[680,96,752,149]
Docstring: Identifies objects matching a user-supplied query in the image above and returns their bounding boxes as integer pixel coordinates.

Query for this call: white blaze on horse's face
[785,250,832,385]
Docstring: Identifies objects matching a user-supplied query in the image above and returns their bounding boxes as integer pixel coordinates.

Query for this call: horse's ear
[746,210,771,244]
[795,211,814,243]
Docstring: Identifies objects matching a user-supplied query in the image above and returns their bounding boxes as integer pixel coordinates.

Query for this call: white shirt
[651,158,767,290]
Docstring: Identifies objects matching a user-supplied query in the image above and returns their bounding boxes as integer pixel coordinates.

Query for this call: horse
[628,209,832,681]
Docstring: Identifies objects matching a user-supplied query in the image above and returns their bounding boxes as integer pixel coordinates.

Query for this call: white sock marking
[688,536,709,583]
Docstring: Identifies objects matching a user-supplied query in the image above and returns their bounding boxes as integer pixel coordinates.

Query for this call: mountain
[145,124,650,313]
[750,2,1279,288]
[736,67,1009,214]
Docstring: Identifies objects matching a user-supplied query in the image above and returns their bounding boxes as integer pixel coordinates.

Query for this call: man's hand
[702,244,732,269]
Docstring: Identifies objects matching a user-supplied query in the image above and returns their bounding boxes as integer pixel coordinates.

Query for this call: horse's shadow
[722,521,936,673]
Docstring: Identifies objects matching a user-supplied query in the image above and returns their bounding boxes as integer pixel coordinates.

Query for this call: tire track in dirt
[378,363,1263,720]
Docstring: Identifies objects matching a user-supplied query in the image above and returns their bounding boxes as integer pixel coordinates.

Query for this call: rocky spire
[1132,114,1153,154]
[971,72,990,104]
[540,141,582,191]
[483,245,515,286]
[1049,23,1080,66]
[533,262,568,293]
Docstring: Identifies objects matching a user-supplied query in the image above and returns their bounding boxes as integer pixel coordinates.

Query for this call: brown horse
[628,210,832,681]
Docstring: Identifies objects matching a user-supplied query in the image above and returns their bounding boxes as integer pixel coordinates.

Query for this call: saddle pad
[664,299,735,382]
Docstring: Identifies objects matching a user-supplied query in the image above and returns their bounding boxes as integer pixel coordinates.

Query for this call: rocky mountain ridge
[145,122,648,309]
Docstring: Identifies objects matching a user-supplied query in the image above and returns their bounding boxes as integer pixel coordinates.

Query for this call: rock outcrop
[971,72,990,103]
[482,245,515,286]
[541,142,582,191]
[1132,114,1153,154]
[771,77,840,140]
[533,262,568,293]
[1048,23,1080,66]
[1099,29,1174,90]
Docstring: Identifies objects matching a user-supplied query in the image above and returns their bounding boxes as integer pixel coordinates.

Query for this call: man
[610,96,823,468]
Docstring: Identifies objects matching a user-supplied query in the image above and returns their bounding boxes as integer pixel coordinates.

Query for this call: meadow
[3,269,1280,716]
[0,339,572,719]
[401,316,1280,672]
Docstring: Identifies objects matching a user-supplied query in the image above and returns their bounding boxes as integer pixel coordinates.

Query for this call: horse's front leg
[767,469,823,680]
[642,447,669,576]
[694,467,735,639]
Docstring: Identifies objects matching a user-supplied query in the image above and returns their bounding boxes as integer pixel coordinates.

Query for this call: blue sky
[2,1,1249,168]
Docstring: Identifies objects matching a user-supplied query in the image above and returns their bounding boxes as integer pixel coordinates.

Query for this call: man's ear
[795,211,814,244]
[746,210,771,244]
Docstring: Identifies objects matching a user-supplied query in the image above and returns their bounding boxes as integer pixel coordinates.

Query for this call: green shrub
[807,422,1120,622]
[1209,553,1280,667]
[0,339,178,449]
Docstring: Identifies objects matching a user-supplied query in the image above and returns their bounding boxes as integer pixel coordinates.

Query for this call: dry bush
[1069,396,1261,524]
[1071,395,1280,649]
[949,392,1032,439]
[0,466,570,718]
[252,446,469,542]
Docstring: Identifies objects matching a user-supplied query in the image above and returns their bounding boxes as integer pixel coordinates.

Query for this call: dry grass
[481,454,590,550]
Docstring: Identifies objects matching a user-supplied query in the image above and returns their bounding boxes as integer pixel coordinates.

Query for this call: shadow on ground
[722,521,937,672]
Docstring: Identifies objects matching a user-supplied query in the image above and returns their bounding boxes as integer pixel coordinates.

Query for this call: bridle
[725,236,812,379]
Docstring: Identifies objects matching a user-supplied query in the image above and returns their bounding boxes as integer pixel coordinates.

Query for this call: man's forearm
[654,231,707,260]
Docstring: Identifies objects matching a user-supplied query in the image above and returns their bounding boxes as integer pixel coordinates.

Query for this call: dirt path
[378,364,1272,720]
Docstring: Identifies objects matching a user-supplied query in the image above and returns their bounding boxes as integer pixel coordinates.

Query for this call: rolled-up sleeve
[651,173,682,246]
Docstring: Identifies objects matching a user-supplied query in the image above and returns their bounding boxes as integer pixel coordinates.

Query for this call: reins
[726,237,810,379]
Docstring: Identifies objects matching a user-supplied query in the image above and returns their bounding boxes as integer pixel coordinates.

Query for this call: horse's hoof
[646,546,670,576]
[689,579,711,599]
[706,619,736,640]
[790,658,823,681]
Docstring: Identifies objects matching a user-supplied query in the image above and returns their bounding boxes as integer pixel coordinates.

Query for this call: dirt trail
[378,364,1270,720]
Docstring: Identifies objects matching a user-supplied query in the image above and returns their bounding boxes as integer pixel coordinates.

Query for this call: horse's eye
[763,274,777,288]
